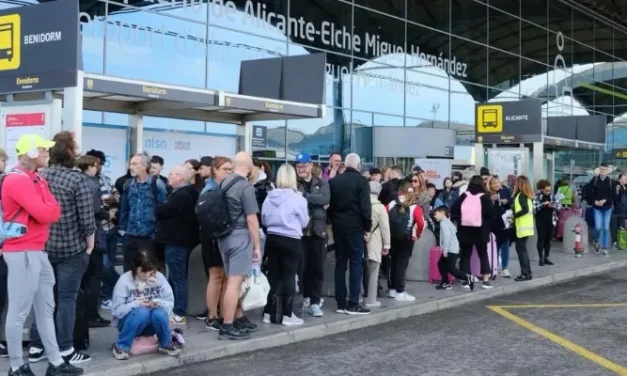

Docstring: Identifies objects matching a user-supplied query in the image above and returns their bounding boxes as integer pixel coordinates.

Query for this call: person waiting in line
[586,162,615,256]
[322,152,342,181]
[85,149,120,312]
[379,165,403,206]
[198,156,213,182]
[156,165,199,326]
[452,167,479,195]
[512,176,535,282]
[364,182,390,307]
[433,206,476,291]
[328,153,372,315]
[0,147,9,357]
[111,250,180,360]
[369,168,383,183]
[295,152,330,318]
[29,131,96,365]
[184,159,204,192]
[450,175,497,290]
[612,174,627,248]
[119,153,168,272]
[261,164,309,326]
[193,156,214,321]
[410,173,431,217]
[149,155,168,189]
[426,183,444,213]
[3,135,83,376]
[215,152,261,340]
[438,177,458,209]
[201,157,232,329]
[534,180,561,267]
[76,155,112,329]
[486,176,513,278]
[312,163,323,180]
[557,178,577,208]
[387,183,425,302]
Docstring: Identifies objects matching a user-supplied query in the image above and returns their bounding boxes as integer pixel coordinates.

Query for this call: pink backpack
[461,192,484,227]
[130,336,158,355]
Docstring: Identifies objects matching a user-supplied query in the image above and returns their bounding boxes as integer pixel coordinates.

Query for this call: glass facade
[5,0,627,171]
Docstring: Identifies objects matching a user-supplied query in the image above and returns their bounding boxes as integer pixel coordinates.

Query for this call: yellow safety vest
[558,186,573,206]
[514,193,535,238]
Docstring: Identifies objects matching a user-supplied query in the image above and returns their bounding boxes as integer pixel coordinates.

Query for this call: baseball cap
[295,152,312,164]
[200,156,213,167]
[15,134,55,156]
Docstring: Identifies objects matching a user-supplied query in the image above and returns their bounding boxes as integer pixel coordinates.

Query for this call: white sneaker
[501,269,511,278]
[365,301,382,308]
[394,292,416,302]
[602,249,609,257]
[262,313,271,324]
[388,289,397,298]
[282,314,304,326]
[303,298,310,308]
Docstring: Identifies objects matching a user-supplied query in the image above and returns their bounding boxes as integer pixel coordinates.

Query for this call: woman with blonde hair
[512,175,535,282]
[386,182,425,302]
[410,173,431,217]
[262,164,309,326]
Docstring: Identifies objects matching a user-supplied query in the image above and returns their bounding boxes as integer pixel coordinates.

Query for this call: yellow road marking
[487,305,627,376]
[496,303,627,309]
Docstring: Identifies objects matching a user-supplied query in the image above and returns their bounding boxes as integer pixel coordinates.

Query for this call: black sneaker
[62,350,91,365]
[0,342,8,358]
[435,283,452,290]
[467,275,475,291]
[461,281,470,290]
[28,347,47,363]
[544,258,554,265]
[88,315,111,328]
[218,325,250,340]
[234,316,258,333]
[205,317,222,331]
[8,364,36,376]
[45,362,84,376]
[515,275,532,282]
[158,343,181,357]
[195,310,209,321]
[346,304,371,315]
[482,281,494,289]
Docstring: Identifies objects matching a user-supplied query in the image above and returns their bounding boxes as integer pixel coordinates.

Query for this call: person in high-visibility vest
[513,176,535,282]
[557,179,576,207]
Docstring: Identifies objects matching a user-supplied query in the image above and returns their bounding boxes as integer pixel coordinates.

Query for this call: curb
[93,259,627,376]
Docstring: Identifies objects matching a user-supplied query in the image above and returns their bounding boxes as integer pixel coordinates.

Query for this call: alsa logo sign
[145,138,167,149]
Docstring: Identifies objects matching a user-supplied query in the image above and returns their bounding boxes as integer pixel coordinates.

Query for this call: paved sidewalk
[4,249,627,376]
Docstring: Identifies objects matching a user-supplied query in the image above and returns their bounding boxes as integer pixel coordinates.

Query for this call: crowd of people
[0,132,619,376]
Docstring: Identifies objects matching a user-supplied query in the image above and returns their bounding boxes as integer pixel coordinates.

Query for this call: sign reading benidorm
[104,0,467,79]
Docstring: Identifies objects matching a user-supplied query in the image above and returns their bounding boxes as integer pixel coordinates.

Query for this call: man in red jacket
[2,134,83,376]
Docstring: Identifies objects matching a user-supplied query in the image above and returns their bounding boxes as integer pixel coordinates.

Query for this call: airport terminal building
[4,0,627,178]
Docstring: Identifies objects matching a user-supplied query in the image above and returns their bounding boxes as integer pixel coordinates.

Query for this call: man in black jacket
[379,165,403,206]
[329,153,372,315]
[586,162,615,256]
[156,165,199,325]
[296,152,330,318]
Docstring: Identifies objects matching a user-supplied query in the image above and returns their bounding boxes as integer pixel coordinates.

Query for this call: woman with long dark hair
[512,175,535,282]
[438,177,458,209]
[184,159,204,192]
[450,175,497,289]
[487,176,513,278]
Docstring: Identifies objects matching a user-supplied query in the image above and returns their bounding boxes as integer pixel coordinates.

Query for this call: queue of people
[0,131,613,375]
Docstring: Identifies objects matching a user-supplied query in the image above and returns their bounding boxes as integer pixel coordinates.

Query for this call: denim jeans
[164,245,190,317]
[334,232,364,307]
[594,207,613,249]
[500,242,510,269]
[115,307,171,352]
[30,252,90,352]
[99,228,120,301]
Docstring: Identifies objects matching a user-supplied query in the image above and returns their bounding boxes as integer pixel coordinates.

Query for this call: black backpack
[197,176,244,238]
[388,200,412,240]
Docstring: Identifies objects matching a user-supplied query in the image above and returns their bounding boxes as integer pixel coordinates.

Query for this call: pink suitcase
[428,246,455,284]
[471,233,498,280]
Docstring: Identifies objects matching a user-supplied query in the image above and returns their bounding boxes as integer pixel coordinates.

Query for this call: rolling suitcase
[471,233,498,280]
[428,246,454,284]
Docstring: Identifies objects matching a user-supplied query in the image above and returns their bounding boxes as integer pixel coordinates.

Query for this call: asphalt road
[153,270,627,376]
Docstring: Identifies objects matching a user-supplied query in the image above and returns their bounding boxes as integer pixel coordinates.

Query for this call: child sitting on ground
[433,206,476,291]
[111,250,181,360]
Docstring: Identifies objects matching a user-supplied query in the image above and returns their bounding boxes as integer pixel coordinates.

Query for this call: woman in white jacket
[364,182,391,308]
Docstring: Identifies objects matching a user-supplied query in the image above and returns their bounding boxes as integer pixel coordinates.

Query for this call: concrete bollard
[562,217,590,254]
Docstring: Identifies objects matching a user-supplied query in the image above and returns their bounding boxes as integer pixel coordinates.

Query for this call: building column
[532,141,544,187]
[473,143,484,170]
[128,112,144,159]
[237,121,252,154]
[62,70,84,147]
[332,79,344,155]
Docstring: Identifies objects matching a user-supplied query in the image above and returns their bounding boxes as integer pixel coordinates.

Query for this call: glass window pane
[374,114,404,127]
[572,9,593,46]
[521,21,548,64]
[407,23,449,79]
[615,29,627,62]
[450,82,482,127]
[352,56,405,116]
[405,71,450,123]
[451,37,487,88]
[595,19,614,56]
[488,49,520,96]
[548,1,571,38]
[407,0,449,33]
[488,8,520,53]
[522,0,547,27]
[354,0,405,19]
[253,119,287,158]
[519,58,548,101]
[288,0,351,54]
[287,108,349,157]
[353,6,405,64]
[79,14,104,74]
[451,1,487,45]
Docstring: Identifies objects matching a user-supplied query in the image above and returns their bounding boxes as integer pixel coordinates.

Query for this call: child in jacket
[364,182,391,308]
[433,206,476,291]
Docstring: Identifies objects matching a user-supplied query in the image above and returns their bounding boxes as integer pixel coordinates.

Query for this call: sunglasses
[412,179,419,183]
